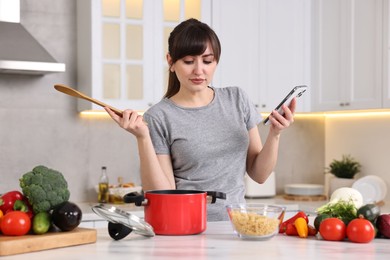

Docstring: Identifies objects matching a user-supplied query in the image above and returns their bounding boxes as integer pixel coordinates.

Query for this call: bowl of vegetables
[226,203,285,240]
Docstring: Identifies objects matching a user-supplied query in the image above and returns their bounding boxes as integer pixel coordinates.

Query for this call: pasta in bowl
[226,203,286,240]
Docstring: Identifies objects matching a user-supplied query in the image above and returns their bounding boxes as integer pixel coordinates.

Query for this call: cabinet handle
[148,103,153,107]
[345,102,350,106]
[261,104,266,108]
[340,103,344,106]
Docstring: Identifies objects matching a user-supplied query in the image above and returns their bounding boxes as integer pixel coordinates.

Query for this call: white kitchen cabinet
[211,0,311,113]
[311,0,384,111]
[77,0,211,112]
[384,0,390,108]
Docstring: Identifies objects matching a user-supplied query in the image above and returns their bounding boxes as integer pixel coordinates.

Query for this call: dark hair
[164,18,221,98]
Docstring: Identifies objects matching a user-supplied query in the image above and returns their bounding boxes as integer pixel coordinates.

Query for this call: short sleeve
[238,88,262,130]
[143,113,171,154]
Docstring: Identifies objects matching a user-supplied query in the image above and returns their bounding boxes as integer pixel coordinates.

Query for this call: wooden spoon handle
[54,84,123,117]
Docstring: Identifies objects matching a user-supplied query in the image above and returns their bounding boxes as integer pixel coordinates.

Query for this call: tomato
[319,218,346,241]
[347,218,376,243]
[0,211,31,236]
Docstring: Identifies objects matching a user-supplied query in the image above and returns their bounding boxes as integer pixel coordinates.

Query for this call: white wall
[325,115,390,201]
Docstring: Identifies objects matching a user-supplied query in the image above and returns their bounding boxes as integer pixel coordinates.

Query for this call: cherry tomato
[319,218,346,241]
[0,211,31,236]
[347,218,376,243]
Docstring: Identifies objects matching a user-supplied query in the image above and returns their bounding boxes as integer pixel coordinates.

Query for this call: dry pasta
[230,210,280,236]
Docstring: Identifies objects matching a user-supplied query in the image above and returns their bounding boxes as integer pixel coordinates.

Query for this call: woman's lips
[190,78,205,84]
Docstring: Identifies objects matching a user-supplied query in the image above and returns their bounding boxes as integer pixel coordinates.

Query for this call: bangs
[169,24,220,62]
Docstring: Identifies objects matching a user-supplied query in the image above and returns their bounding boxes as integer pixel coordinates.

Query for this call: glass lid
[92,204,155,237]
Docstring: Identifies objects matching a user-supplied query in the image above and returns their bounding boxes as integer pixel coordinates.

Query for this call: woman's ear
[166,53,174,72]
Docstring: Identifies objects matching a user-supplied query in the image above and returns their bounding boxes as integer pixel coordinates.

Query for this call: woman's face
[169,43,217,93]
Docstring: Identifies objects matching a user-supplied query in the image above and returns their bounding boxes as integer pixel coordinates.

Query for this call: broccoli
[19,165,70,214]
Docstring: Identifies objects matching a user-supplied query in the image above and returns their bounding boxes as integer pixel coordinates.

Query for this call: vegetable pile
[0,165,82,236]
[279,187,390,243]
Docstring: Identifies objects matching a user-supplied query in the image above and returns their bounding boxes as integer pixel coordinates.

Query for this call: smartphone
[263,85,308,125]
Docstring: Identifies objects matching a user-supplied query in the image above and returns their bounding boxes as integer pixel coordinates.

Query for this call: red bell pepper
[13,200,34,219]
[279,211,309,233]
[0,191,33,219]
[0,191,25,213]
[285,223,298,236]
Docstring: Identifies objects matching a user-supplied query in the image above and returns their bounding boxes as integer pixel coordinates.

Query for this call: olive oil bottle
[98,166,109,203]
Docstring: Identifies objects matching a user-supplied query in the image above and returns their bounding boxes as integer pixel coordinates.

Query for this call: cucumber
[33,211,51,234]
[357,204,381,222]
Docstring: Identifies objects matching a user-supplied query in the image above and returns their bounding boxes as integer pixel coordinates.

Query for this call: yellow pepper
[294,217,309,238]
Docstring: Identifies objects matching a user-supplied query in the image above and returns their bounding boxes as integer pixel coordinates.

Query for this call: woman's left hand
[268,97,297,134]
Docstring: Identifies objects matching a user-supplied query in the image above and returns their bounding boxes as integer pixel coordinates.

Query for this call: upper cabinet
[384,0,390,108]
[311,0,384,111]
[211,0,312,113]
[77,0,390,113]
[77,0,211,112]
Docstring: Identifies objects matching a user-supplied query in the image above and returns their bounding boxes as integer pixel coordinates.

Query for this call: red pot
[123,190,226,235]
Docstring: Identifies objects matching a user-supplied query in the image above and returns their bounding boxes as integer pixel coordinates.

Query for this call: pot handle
[206,191,226,204]
[123,192,145,206]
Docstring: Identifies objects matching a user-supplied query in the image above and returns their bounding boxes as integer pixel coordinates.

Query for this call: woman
[105,18,296,221]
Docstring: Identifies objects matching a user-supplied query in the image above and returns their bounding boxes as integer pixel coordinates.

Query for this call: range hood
[0,0,65,75]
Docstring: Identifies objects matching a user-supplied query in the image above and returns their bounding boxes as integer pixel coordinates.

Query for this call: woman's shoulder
[144,99,170,117]
[213,86,249,99]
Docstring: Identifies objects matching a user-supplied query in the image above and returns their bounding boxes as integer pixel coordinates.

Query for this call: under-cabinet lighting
[323,110,390,118]
[80,109,390,119]
[79,110,145,117]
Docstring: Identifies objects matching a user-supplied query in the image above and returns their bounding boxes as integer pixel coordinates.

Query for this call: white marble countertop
[2,221,390,260]
[2,197,389,259]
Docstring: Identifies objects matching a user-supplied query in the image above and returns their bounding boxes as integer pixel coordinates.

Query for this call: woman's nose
[193,62,203,75]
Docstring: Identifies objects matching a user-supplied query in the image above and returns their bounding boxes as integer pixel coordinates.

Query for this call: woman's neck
[169,86,214,108]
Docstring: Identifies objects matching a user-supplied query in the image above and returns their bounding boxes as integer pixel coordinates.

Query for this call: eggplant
[52,201,82,231]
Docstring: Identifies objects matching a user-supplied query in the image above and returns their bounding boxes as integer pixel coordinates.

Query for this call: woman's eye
[183,60,194,64]
[203,60,213,64]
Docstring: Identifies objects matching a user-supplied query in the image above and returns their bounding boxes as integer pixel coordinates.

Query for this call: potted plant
[328,154,361,179]
[325,155,361,197]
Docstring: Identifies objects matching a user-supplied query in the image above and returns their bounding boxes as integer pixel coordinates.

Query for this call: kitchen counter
[2,197,389,259]
[2,221,390,260]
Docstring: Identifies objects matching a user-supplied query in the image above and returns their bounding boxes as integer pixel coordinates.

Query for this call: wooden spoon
[54,84,123,117]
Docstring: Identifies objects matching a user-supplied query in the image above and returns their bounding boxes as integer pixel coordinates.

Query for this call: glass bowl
[226,203,286,240]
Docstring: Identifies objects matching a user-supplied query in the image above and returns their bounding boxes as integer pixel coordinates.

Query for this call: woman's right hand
[105,107,149,138]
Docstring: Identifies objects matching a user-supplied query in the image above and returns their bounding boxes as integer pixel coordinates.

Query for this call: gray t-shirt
[143,86,262,221]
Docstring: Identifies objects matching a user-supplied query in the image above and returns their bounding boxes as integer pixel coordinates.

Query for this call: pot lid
[92,204,155,237]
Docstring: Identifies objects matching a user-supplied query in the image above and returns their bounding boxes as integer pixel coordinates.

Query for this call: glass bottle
[98,166,109,203]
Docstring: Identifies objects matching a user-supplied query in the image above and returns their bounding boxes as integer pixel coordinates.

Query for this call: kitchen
[0,0,390,258]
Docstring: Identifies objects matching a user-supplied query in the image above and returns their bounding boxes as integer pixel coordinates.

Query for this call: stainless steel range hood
[0,0,65,75]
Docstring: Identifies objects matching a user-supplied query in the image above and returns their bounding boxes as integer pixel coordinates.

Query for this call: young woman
[105,18,296,221]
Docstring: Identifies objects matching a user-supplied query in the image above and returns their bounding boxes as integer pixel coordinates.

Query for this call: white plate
[284,184,324,196]
[352,175,387,204]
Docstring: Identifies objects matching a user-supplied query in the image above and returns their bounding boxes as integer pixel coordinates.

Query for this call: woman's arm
[105,108,175,190]
[246,98,296,183]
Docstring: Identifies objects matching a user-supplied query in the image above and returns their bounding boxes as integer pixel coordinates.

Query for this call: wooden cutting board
[0,227,97,256]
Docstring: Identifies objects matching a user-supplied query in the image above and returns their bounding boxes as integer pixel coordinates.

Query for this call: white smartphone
[263,85,308,125]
